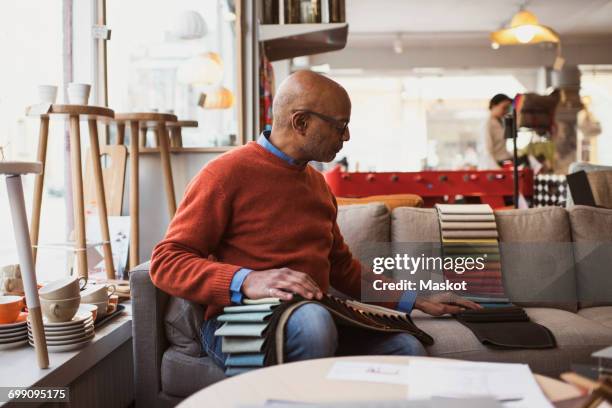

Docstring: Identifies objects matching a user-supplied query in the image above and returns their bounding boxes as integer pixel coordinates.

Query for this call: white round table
[177,355,581,408]
[0,161,49,368]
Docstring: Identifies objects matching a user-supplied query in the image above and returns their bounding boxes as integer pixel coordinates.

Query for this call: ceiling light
[490,9,559,47]
[393,35,403,54]
[197,86,234,109]
[177,52,224,85]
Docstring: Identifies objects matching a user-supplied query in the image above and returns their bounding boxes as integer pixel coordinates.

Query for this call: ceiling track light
[393,34,403,54]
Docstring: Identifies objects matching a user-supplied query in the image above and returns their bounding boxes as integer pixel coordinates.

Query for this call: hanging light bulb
[514,25,537,43]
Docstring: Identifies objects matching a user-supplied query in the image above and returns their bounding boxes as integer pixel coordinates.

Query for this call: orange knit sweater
[150,142,367,320]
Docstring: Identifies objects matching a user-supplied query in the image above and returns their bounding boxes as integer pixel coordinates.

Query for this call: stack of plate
[27,310,95,352]
[0,312,28,350]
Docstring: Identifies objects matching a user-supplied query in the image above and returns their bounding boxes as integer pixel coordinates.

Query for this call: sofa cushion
[495,207,578,312]
[413,308,612,376]
[578,306,612,329]
[391,207,578,312]
[161,347,225,397]
[391,208,440,242]
[337,203,390,263]
[568,205,612,308]
[164,297,205,357]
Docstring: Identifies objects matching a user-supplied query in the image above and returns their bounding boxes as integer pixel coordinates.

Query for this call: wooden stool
[0,161,49,368]
[26,104,116,280]
[141,120,199,148]
[112,112,178,270]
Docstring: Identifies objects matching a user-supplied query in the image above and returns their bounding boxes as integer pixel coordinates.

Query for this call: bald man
[151,71,479,371]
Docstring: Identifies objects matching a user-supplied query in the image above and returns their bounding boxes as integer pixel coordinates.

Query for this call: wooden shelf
[138,146,237,154]
[259,23,348,61]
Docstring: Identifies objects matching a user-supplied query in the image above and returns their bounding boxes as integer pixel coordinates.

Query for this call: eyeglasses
[294,109,349,134]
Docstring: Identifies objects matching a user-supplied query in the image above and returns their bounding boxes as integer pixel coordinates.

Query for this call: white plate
[0,332,27,344]
[28,326,94,342]
[0,339,28,350]
[28,315,93,330]
[28,311,93,327]
[28,333,94,346]
[0,328,27,339]
[0,324,28,335]
[31,323,94,337]
[28,317,93,331]
[28,336,93,352]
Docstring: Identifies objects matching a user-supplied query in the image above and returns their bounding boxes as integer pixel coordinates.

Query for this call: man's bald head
[268,70,352,164]
[272,70,350,130]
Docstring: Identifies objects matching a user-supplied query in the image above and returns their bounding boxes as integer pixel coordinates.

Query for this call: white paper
[406,360,553,408]
[327,361,411,385]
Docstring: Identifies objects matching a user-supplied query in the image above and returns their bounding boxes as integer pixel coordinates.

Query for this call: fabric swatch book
[215,294,434,376]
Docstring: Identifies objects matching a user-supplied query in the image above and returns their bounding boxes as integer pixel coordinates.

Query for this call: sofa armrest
[130,262,170,408]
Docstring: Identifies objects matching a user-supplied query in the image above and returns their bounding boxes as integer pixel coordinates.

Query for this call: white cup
[67,83,91,105]
[38,85,58,104]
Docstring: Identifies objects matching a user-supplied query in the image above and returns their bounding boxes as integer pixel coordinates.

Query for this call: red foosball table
[324,166,534,209]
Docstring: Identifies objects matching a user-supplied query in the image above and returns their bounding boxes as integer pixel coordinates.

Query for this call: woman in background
[481,93,513,168]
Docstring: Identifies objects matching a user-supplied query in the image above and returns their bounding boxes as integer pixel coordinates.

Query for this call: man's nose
[342,128,350,142]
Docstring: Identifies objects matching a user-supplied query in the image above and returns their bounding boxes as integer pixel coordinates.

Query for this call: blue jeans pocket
[201,319,227,369]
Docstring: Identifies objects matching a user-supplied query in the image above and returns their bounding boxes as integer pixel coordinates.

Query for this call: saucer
[28,335,93,352]
[0,328,27,339]
[0,339,28,350]
[28,330,94,345]
[29,311,92,327]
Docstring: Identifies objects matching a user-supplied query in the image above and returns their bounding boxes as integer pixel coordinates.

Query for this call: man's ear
[291,112,308,134]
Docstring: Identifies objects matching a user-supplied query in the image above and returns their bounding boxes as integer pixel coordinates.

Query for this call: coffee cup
[85,299,108,318]
[40,296,81,323]
[109,294,119,307]
[67,83,91,105]
[0,295,24,324]
[39,277,86,301]
[79,303,98,322]
[38,85,58,104]
[1,264,23,295]
[81,284,115,304]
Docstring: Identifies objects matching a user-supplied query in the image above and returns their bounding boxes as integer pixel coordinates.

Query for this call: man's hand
[415,292,482,316]
[241,268,324,301]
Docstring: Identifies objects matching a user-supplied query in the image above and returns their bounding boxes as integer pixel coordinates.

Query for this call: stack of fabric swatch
[214,298,282,377]
[214,294,435,376]
[435,204,508,303]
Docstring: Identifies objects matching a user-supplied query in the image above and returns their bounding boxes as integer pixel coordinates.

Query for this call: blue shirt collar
[257,130,298,166]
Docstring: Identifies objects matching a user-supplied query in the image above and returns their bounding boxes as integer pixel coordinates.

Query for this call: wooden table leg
[157,123,176,217]
[69,116,89,280]
[176,128,183,148]
[5,175,49,369]
[116,122,125,145]
[153,126,161,147]
[139,128,146,148]
[128,121,140,271]
[88,119,116,280]
[30,116,49,263]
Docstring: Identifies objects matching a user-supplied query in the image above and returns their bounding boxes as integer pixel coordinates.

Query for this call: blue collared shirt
[229,131,415,312]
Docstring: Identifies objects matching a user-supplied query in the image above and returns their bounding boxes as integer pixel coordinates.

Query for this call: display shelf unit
[259,23,348,61]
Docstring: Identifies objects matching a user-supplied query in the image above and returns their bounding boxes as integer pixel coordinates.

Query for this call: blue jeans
[201,303,427,370]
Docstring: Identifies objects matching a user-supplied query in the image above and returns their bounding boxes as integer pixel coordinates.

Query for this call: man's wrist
[230,268,253,304]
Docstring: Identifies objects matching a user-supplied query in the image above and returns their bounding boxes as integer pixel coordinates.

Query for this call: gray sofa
[131,204,612,407]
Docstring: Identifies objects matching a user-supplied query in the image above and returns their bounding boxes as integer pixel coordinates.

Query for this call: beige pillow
[495,207,578,312]
[164,297,205,357]
[568,205,612,308]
